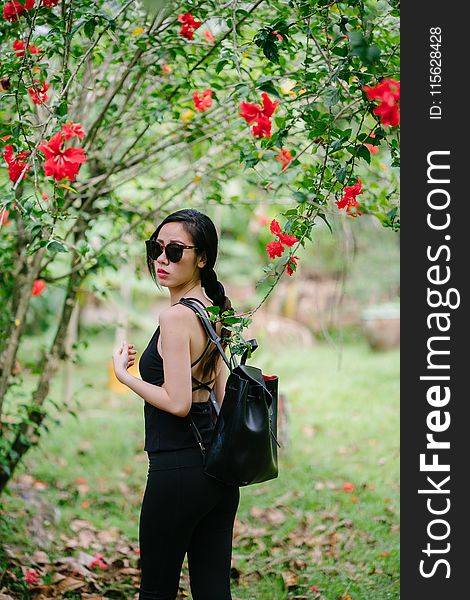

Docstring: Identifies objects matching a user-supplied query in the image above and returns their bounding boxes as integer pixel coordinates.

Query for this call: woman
[112,208,240,600]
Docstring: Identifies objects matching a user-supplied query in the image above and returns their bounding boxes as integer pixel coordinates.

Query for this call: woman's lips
[157,269,169,277]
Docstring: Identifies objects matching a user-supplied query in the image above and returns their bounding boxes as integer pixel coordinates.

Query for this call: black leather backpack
[178,297,281,487]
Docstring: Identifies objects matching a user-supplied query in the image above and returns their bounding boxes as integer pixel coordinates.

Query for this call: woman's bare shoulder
[159,298,220,335]
[158,303,194,328]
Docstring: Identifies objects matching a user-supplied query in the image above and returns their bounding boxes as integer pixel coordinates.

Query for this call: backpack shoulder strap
[178,297,233,371]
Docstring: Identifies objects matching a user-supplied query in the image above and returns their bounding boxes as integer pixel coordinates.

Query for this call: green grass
[1,332,399,599]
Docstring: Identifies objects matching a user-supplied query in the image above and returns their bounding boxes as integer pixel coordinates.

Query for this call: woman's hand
[112,340,137,382]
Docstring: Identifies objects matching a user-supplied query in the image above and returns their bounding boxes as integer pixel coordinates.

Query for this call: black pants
[138,444,240,600]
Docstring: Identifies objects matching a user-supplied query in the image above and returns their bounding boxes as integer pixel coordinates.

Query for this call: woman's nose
[157,250,169,264]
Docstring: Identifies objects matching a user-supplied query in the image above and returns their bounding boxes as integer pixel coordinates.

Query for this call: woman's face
[153,222,206,288]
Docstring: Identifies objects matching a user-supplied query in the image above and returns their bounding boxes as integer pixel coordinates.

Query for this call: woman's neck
[169,282,206,306]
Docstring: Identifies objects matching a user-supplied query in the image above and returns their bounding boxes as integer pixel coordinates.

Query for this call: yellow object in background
[107,359,141,393]
[181,109,195,123]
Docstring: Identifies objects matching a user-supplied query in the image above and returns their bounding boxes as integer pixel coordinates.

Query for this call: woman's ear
[197,251,207,269]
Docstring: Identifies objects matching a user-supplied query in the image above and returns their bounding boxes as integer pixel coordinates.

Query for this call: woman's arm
[115,306,194,417]
[213,358,228,408]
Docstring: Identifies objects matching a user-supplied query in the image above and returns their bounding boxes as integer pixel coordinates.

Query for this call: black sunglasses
[145,239,198,263]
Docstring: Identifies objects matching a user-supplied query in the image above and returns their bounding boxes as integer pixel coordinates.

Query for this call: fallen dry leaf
[69,518,96,532]
[54,555,94,577]
[55,575,86,593]
[97,527,121,544]
[281,570,298,587]
[249,506,286,526]
[31,550,50,564]
[77,528,96,547]
[33,480,49,490]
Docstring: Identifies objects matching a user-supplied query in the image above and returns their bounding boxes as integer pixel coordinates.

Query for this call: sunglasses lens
[146,240,162,261]
[166,244,183,262]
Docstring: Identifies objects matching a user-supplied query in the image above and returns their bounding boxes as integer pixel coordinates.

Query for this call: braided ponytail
[201,267,230,314]
[200,266,232,379]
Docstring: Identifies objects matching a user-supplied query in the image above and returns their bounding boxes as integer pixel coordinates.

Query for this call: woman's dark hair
[146,208,232,381]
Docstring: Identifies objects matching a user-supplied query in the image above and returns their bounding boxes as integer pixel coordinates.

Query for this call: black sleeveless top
[138,297,217,452]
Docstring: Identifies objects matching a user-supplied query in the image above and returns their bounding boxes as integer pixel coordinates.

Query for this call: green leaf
[331,45,348,57]
[318,213,333,234]
[293,191,308,203]
[356,145,371,164]
[240,148,259,168]
[349,32,382,65]
[254,28,280,64]
[257,81,281,98]
[223,317,242,325]
[323,87,341,107]
[46,240,67,253]
[30,224,43,241]
[331,137,347,152]
[215,60,228,74]
[336,166,348,184]
[84,19,96,39]
[56,100,68,116]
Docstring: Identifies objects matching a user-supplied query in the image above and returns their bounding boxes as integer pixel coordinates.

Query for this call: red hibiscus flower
[268,219,299,248]
[28,80,49,105]
[335,178,364,217]
[32,280,46,297]
[90,553,108,569]
[266,219,300,275]
[3,0,34,21]
[193,89,213,112]
[252,114,272,138]
[178,12,202,40]
[278,232,298,247]
[286,255,299,276]
[364,132,379,154]
[239,101,261,124]
[203,29,215,43]
[364,143,379,154]
[364,79,400,102]
[373,101,400,127]
[61,122,86,140]
[240,93,279,139]
[266,240,284,259]
[13,39,41,57]
[363,78,400,127]
[269,219,282,236]
[38,131,87,181]
[276,148,292,171]
[3,145,31,182]
[41,0,59,5]
[261,92,279,118]
[1,209,11,226]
